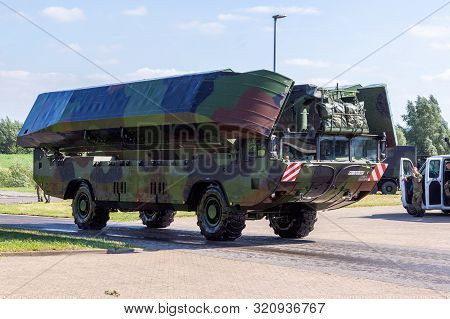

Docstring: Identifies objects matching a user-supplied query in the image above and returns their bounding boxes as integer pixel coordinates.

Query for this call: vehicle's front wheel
[140,210,175,228]
[196,185,245,241]
[380,180,397,195]
[406,206,425,217]
[269,207,317,238]
[72,183,109,230]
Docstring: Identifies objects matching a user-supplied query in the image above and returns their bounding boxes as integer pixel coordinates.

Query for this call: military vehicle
[400,155,450,216]
[17,69,393,241]
[375,146,416,194]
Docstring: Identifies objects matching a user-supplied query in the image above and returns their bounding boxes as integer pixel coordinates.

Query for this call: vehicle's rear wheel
[442,210,450,215]
[139,210,175,228]
[406,206,425,217]
[269,207,317,238]
[381,180,397,195]
[196,185,245,241]
[72,183,109,230]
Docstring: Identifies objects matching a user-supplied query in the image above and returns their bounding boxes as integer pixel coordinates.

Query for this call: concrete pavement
[1,205,449,298]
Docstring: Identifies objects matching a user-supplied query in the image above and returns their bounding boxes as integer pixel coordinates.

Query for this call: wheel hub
[77,194,90,218]
[207,205,217,220]
[205,199,221,226]
[79,199,87,212]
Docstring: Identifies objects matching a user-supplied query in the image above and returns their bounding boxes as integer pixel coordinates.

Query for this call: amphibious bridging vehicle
[18,69,394,240]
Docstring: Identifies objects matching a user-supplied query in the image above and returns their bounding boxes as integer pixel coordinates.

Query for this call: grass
[350,193,402,207]
[0,228,129,253]
[0,200,195,221]
[0,153,32,169]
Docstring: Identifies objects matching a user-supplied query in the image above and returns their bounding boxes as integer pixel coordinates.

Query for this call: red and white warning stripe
[368,163,388,182]
[281,162,302,182]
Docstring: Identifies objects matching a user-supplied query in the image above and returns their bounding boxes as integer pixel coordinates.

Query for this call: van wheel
[196,186,245,241]
[72,183,109,230]
[406,207,425,217]
[269,208,317,238]
[381,181,397,195]
[140,210,175,228]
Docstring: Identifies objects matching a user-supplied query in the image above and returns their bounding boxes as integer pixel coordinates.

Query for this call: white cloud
[94,58,120,66]
[241,6,319,15]
[410,25,450,38]
[126,68,186,80]
[42,7,85,22]
[284,58,329,68]
[421,68,450,81]
[0,70,31,80]
[123,6,148,16]
[430,42,450,50]
[217,13,250,21]
[178,21,225,34]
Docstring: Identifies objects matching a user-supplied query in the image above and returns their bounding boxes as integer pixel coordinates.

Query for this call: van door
[399,158,414,207]
[425,158,443,208]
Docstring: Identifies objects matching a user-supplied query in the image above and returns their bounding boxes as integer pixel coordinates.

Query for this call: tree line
[396,95,449,156]
[0,117,31,154]
[0,94,449,156]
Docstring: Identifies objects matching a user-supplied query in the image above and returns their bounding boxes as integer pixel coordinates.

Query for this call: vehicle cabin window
[351,137,378,162]
[428,160,441,179]
[281,136,316,161]
[320,137,349,162]
[403,160,413,176]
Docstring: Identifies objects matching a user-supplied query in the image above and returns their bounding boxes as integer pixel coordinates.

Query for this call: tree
[0,117,29,154]
[402,95,449,156]
[395,125,407,146]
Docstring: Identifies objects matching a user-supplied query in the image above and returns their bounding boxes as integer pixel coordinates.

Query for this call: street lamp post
[272,14,286,72]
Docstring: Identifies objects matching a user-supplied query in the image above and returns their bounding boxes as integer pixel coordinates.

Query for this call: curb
[0,247,142,257]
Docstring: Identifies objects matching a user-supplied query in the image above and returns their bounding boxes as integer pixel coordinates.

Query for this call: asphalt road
[0,191,37,204]
[1,205,450,298]
[0,191,62,204]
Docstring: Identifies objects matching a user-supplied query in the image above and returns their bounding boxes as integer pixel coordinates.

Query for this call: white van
[400,155,450,216]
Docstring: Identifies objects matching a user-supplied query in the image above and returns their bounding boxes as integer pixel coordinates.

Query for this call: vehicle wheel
[406,206,425,217]
[72,183,109,230]
[269,208,317,238]
[442,210,450,215]
[381,181,397,195]
[196,185,245,241]
[139,210,175,228]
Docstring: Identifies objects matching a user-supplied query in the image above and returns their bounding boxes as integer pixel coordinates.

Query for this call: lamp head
[272,14,287,20]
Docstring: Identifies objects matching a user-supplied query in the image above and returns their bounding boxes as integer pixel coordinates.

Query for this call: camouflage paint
[23,69,386,215]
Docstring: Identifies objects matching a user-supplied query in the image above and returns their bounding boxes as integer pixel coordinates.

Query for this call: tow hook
[343,191,353,201]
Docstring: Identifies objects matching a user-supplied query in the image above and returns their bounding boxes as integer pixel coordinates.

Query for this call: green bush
[0,163,33,187]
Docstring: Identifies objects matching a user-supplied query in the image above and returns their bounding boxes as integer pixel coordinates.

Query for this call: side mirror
[380,132,387,161]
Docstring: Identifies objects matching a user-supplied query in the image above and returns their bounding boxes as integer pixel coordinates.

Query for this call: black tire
[380,181,397,195]
[196,185,245,241]
[442,210,450,215]
[72,183,109,230]
[269,208,317,238]
[139,210,176,228]
[406,206,425,217]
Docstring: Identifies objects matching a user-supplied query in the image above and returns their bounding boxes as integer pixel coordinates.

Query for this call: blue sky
[1,0,449,125]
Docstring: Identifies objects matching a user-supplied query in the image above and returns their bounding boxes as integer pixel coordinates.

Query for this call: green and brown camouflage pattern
[18,70,293,148]
[22,69,389,216]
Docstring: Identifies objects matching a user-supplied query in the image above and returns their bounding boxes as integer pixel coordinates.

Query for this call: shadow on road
[0,221,316,252]
[361,212,450,223]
